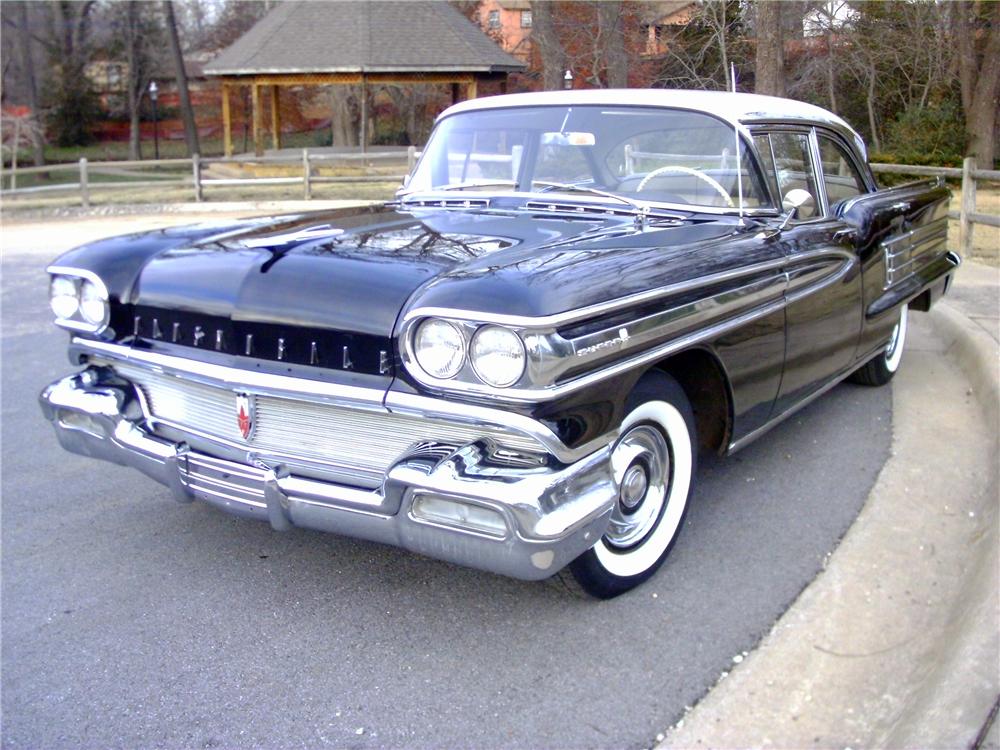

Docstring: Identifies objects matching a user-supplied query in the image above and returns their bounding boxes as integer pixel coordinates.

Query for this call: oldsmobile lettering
[39,90,959,598]
[576,328,631,357]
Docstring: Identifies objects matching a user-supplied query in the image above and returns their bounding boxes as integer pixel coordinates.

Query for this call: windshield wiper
[531,181,646,213]
[431,180,517,192]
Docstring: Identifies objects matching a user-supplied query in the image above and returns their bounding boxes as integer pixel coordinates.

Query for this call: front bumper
[39,370,616,581]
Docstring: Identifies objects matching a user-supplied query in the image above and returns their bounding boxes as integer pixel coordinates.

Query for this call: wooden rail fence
[2,150,996,256]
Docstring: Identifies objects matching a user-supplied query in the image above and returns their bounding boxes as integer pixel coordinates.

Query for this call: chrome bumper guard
[40,370,616,581]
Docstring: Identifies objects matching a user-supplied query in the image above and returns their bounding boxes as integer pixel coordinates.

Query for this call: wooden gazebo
[204,1,526,156]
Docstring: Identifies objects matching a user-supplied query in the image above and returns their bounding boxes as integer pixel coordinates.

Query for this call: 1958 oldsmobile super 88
[40,90,959,598]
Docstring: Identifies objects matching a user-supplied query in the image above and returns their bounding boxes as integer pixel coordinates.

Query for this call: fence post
[193,153,202,202]
[960,156,977,257]
[79,158,89,208]
[407,145,416,172]
[303,148,311,200]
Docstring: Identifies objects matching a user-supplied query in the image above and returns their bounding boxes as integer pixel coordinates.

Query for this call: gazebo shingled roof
[204,1,526,155]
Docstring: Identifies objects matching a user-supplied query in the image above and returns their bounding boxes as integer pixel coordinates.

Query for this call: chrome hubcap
[605,424,670,549]
[620,464,649,510]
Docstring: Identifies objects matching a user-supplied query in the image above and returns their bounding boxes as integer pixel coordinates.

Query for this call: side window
[753,134,779,198]
[817,134,867,209]
[765,132,820,219]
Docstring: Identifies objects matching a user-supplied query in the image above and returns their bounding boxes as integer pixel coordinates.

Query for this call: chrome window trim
[47,265,111,334]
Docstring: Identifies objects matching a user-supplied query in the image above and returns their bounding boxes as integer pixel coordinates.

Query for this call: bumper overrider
[39,368,616,581]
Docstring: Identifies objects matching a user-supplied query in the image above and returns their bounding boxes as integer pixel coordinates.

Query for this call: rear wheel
[555,371,696,599]
[850,305,908,386]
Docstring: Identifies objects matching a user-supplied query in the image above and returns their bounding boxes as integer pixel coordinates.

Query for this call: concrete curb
[931,299,1000,442]
[658,298,999,749]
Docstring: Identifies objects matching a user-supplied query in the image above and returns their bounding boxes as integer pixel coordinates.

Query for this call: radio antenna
[731,62,746,226]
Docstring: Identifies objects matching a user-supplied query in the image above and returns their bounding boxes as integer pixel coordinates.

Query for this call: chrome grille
[112,362,543,476]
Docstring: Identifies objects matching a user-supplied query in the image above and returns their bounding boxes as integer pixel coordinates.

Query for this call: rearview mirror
[781,188,815,219]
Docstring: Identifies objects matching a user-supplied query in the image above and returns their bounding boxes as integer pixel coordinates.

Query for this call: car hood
[123,205,736,376]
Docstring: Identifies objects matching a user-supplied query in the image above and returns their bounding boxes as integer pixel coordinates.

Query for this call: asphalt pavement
[2,214,894,749]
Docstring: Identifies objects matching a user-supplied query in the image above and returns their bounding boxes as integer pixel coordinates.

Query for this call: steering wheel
[636,165,735,207]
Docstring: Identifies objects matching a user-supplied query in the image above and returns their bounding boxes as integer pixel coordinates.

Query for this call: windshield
[403,105,772,211]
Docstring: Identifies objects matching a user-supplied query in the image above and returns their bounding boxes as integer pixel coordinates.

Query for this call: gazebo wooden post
[270,85,282,150]
[466,77,478,100]
[251,82,264,156]
[360,75,368,155]
[221,82,233,157]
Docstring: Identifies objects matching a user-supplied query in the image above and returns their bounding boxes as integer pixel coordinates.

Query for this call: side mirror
[781,188,815,219]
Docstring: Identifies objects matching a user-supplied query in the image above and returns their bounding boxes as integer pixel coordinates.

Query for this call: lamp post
[563,69,573,90]
[149,80,159,160]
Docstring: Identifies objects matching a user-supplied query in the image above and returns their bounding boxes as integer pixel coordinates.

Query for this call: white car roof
[441,88,867,160]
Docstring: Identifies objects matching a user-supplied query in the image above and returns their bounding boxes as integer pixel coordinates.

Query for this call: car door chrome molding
[402,247,854,402]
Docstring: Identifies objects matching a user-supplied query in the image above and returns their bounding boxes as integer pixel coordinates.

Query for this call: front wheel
[555,372,696,599]
[850,305,908,386]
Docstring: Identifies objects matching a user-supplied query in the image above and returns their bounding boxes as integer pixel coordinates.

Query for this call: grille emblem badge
[236,393,255,441]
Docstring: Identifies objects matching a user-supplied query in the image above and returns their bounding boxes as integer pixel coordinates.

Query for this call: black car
[40,90,958,598]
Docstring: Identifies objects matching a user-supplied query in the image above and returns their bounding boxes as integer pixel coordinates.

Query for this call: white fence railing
[2,151,996,254]
[0,147,421,206]
[870,157,999,255]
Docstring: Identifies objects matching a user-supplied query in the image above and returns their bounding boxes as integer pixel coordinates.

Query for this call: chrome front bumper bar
[39,370,616,581]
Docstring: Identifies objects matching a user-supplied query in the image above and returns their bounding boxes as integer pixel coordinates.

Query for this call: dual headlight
[49,273,109,332]
[413,318,525,388]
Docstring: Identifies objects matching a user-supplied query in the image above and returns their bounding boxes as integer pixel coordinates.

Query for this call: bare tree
[655,0,746,91]
[754,1,784,96]
[163,0,200,156]
[955,1,1000,167]
[13,2,45,165]
[123,2,148,159]
[531,1,568,90]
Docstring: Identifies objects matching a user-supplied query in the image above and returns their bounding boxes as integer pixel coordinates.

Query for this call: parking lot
[2,212,893,749]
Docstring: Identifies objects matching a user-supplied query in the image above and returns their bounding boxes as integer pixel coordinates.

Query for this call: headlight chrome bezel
[47,266,110,334]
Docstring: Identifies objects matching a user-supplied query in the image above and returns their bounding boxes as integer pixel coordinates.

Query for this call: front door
[753,128,865,417]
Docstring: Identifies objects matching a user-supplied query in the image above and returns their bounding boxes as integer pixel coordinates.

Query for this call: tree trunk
[598,2,628,88]
[531,1,567,90]
[865,64,881,152]
[960,1,1000,167]
[16,2,45,166]
[163,0,200,156]
[755,0,784,96]
[125,1,143,160]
